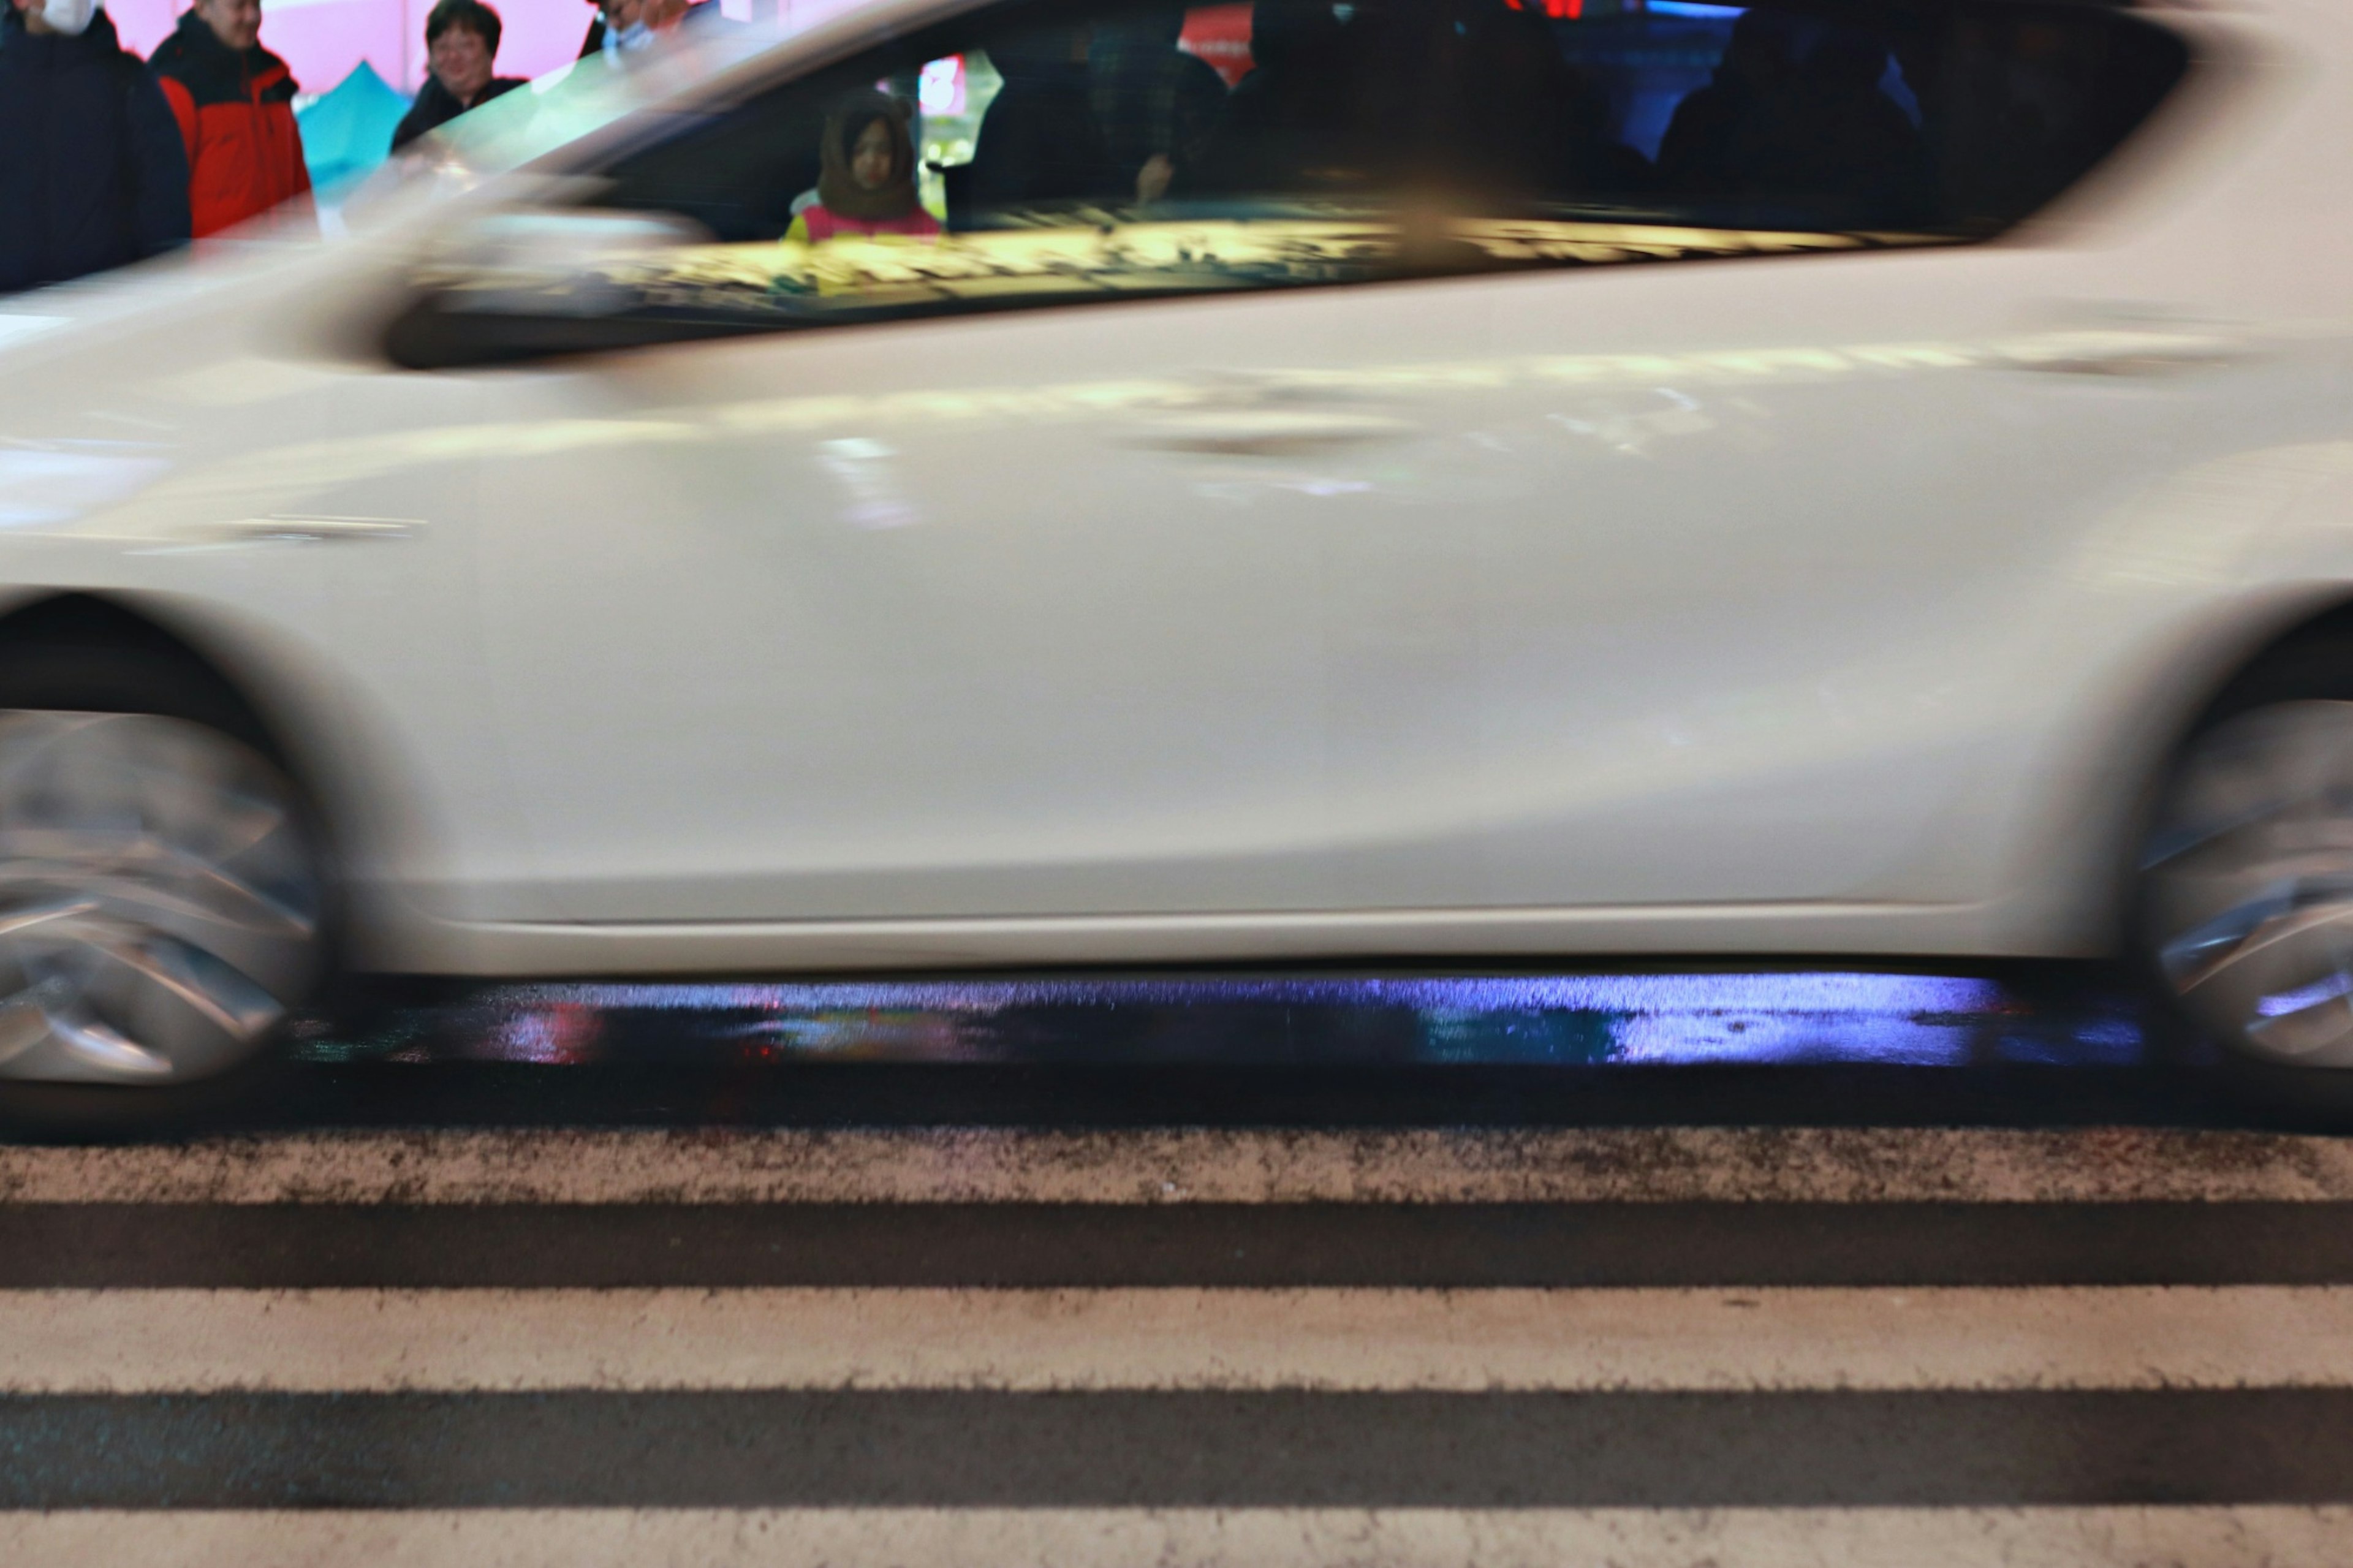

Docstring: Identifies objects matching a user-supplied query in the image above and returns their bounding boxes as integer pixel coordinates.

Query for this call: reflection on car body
[434,211,1949,328]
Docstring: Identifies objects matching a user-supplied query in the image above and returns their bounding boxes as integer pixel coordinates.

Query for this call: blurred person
[1088,7,1226,203]
[0,0,189,292]
[1188,0,1354,197]
[1919,15,2117,224]
[580,0,635,56]
[580,0,697,58]
[1768,26,1928,221]
[1656,7,1797,195]
[390,0,525,153]
[1659,13,1924,222]
[148,0,310,236]
[1348,0,1624,201]
[964,22,1114,215]
[785,91,941,243]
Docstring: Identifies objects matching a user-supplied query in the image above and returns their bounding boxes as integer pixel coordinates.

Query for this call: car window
[358,0,874,195]
[462,0,2189,338]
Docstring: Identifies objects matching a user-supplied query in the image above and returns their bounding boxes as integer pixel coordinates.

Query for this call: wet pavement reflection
[9,963,2294,1138]
[303,966,2177,1072]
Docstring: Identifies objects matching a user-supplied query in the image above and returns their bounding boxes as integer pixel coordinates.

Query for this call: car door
[463,0,1512,925]
[453,0,2217,933]
[469,281,1509,923]
[1411,0,2255,919]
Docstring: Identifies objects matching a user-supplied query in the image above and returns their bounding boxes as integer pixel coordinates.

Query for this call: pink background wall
[105,0,593,94]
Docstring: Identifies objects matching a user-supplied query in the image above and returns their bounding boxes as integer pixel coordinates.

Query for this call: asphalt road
[4,961,2350,1565]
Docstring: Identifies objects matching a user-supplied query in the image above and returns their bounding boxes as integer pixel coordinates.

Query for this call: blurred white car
[1,0,2349,1087]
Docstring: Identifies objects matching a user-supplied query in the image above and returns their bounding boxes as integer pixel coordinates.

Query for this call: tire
[0,642,332,1095]
[2134,634,2353,1097]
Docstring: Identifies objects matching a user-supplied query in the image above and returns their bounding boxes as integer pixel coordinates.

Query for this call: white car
[0,0,2346,1091]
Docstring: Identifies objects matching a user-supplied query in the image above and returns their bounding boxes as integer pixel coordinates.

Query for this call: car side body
[1,0,2350,984]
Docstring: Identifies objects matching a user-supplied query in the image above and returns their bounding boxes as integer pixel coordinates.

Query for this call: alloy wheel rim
[0,710,323,1083]
[2143,699,2353,1066]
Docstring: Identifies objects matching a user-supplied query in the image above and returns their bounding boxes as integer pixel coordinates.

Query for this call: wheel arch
[0,592,287,749]
[2173,595,2353,724]
[0,588,435,965]
[2071,583,2353,955]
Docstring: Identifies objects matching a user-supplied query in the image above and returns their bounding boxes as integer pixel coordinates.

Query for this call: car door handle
[1130,410,1411,456]
[211,515,423,543]
[2004,329,2248,377]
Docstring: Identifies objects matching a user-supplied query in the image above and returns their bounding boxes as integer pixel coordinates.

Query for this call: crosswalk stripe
[5,1387,2349,1509]
[9,1200,2352,1288]
[0,1285,2344,1393]
[10,1122,2348,1545]
[2,1125,2349,1203]
[1,1506,2346,1566]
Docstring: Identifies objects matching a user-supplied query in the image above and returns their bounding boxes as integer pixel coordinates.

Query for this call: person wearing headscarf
[784,92,941,244]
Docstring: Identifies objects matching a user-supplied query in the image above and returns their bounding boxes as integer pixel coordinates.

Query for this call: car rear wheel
[2138,646,2353,1072]
[0,656,327,1088]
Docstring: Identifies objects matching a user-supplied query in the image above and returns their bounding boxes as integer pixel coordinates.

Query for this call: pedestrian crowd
[1,0,559,293]
[936,0,1931,232]
[4,0,2059,292]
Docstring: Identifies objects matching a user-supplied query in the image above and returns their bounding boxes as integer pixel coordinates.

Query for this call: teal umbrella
[296,62,414,195]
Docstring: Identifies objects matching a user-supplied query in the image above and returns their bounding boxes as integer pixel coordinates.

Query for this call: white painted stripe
[4,1125,2352,1204]
[0,1286,2347,1393]
[1,1506,2344,1567]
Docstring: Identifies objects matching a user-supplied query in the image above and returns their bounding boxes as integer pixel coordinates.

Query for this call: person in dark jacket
[1189,0,1355,199]
[1660,12,1926,224]
[961,22,1114,219]
[148,0,309,237]
[390,0,524,153]
[0,0,189,293]
[1087,9,1226,203]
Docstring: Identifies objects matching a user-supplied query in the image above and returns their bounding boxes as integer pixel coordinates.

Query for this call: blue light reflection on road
[306,971,2151,1069]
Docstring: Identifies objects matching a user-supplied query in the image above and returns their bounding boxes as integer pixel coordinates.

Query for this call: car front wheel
[0,700,327,1086]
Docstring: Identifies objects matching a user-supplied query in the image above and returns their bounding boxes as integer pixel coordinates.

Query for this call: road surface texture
[2,963,2349,1566]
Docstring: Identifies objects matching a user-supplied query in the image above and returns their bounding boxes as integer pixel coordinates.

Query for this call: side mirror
[384,208,745,369]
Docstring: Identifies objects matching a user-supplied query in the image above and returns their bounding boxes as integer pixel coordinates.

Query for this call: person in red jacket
[148,0,309,237]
